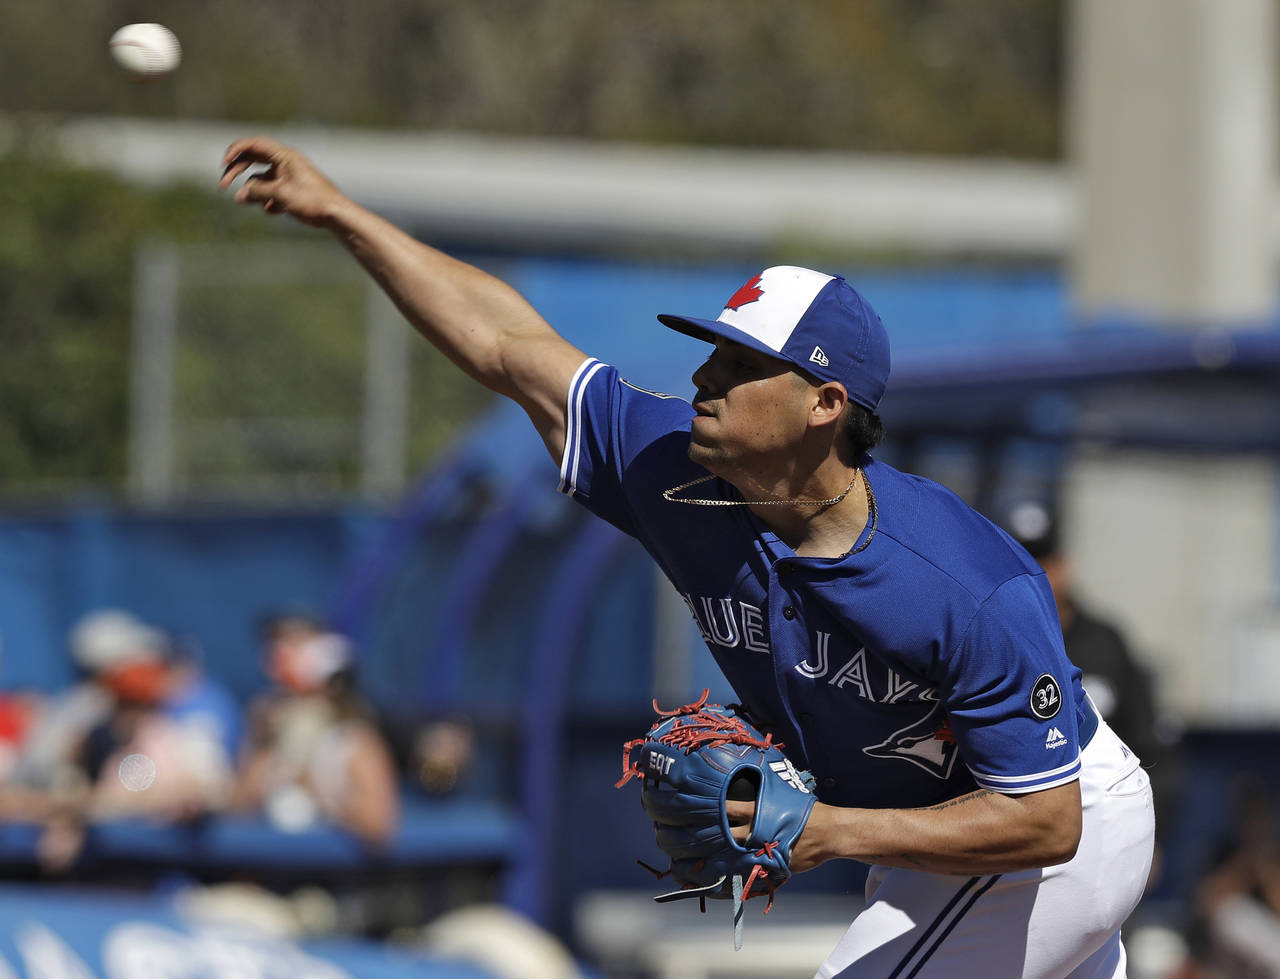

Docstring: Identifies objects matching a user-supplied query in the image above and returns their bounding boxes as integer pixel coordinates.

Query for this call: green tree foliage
[0,144,489,500]
[0,146,259,496]
[0,0,1065,499]
[3,0,1063,157]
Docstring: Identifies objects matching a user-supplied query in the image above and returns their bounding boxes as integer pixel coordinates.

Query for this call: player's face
[688,340,813,473]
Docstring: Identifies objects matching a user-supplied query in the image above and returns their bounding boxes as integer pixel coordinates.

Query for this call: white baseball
[109,23,182,78]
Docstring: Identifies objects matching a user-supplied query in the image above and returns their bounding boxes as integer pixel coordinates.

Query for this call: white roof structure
[42,115,1073,256]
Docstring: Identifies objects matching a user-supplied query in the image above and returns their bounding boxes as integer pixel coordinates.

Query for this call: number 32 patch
[1030,674,1062,720]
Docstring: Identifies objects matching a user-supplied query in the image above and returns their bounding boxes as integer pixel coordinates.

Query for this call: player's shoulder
[866,457,1041,599]
[563,359,703,504]
[576,359,693,420]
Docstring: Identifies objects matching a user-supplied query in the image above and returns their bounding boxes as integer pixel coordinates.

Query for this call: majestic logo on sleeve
[724,274,764,311]
[1030,674,1063,720]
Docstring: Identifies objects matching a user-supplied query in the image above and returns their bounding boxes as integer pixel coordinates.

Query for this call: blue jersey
[559,359,1089,810]
[163,673,243,761]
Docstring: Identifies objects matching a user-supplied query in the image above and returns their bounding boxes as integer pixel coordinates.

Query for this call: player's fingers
[234,174,281,207]
[233,172,271,197]
[219,138,290,188]
[729,824,751,845]
[222,135,282,168]
[725,800,755,826]
[219,160,257,188]
[220,156,276,190]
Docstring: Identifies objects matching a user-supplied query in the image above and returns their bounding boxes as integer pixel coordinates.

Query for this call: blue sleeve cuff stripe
[970,752,1080,783]
[558,358,605,497]
[974,766,1082,795]
[969,754,1081,794]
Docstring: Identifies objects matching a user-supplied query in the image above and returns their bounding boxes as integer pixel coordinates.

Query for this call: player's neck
[748,466,872,558]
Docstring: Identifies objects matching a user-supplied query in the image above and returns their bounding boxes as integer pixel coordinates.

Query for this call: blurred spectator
[5,610,142,799]
[81,620,242,823]
[7,609,242,870]
[411,716,477,797]
[0,611,130,852]
[0,689,36,781]
[1002,501,1183,869]
[0,638,44,818]
[1185,775,1280,978]
[232,614,400,846]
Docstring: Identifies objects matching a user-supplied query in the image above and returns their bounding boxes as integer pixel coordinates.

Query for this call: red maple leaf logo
[724,274,764,311]
[933,720,957,744]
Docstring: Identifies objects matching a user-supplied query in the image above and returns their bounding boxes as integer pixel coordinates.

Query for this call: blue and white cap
[657,266,891,411]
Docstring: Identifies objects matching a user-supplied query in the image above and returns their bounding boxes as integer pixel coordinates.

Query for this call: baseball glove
[616,690,816,948]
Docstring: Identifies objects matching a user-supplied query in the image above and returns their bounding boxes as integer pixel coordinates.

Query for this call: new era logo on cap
[657,265,892,411]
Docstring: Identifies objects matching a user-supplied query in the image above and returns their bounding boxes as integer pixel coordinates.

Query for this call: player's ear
[808,382,848,429]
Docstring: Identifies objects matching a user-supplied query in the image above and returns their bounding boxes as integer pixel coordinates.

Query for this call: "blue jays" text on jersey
[558,359,1090,810]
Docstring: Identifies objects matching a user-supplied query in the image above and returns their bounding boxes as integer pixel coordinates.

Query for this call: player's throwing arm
[219,137,587,461]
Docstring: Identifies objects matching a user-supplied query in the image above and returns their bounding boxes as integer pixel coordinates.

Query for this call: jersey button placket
[766,560,813,763]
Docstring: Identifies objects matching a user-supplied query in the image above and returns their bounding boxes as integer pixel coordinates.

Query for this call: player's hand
[219,137,345,228]
[786,801,834,873]
[726,798,754,844]
[729,798,831,873]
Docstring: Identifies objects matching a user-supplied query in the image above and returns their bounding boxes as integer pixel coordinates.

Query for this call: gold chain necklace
[842,471,878,557]
[661,468,879,556]
[662,469,858,508]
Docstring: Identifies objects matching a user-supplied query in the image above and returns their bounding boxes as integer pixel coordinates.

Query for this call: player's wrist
[315,193,358,231]
[794,801,846,869]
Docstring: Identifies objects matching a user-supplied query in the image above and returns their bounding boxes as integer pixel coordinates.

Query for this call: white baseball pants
[816,718,1156,978]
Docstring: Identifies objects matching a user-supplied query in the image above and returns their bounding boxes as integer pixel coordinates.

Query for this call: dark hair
[256,611,325,642]
[842,402,885,456]
[324,665,376,721]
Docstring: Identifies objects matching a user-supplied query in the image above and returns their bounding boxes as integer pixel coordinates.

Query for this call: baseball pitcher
[220,138,1155,978]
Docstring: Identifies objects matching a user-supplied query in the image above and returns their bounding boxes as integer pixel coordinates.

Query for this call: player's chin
[685,432,720,467]
[686,446,740,487]
[688,414,721,446]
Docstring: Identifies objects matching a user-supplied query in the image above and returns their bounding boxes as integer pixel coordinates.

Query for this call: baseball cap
[657,266,892,411]
[69,609,167,674]
[270,631,353,693]
[1002,500,1061,560]
[293,632,353,687]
